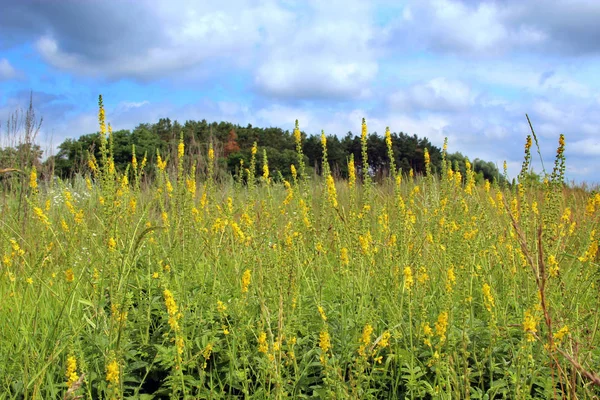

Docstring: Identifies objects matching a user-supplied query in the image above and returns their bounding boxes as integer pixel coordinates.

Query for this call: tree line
[46,117,503,183]
[0,99,504,185]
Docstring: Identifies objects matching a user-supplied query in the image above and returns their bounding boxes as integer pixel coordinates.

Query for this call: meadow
[0,100,599,399]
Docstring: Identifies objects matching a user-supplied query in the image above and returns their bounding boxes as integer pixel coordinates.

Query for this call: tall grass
[0,97,599,399]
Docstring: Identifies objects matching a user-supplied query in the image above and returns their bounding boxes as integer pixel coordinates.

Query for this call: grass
[0,102,599,399]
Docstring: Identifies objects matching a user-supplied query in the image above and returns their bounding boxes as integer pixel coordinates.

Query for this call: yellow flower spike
[446,268,456,292]
[98,95,106,136]
[378,331,391,348]
[294,120,302,145]
[65,269,75,282]
[548,255,559,277]
[65,355,78,388]
[178,139,184,159]
[340,247,350,267]
[523,310,537,342]
[156,154,167,171]
[258,332,268,354]
[107,237,117,251]
[358,324,373,356]
[241,269,251,294]
[403,266,414,292]
[326,175,338,208]
[29,167,38,190]
[482,283,495,312]
[423,323,434,347]
[318,305,327,322]
[435,311,449,343]
[105,359,119,385]
[319,330,331,359]
[348,155,356,189]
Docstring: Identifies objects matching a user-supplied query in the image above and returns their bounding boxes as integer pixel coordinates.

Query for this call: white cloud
[389,0,600,56]
[0,58,19,80]
[388,78,473,112]
[16,0,382,99]
[255,57,377,99]
[570,138,600,156]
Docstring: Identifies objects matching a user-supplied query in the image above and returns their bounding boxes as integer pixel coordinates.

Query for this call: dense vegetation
[0,97,599,399]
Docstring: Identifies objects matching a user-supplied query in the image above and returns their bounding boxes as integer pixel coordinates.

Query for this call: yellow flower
[98,95,106,135]
[26,277,33,285]
[445,267,456,292]
[107,237,117,251]
[63,268,74,283]
[378,331,391,348]
[361,118,367,141]
[318,305,327,321]
[548,255,559,277]
[435,311,449,343]
[29,167,38,190]
[217,300,227,313]
[202,342,213,361]
[319,330,331,354]
[482,283,495,312]
[294,120,302,145]
[163,289,180,332]
[340,247,349,267]
[208,146,215,162]
[403,266,414,292]
[423,323,434,346]
[241,269,251,294]
[9,239,25,257]
[258,332,268,354]
[348,156,356,189]
[553,325,569,343]
[105,359,119,385]
[523,310,537,342]
[385,127,392,148]
[358,323,373,356]
[156,154,167,171]
[178,140,185,159]
[65,355,78,388]
[60,218,70,232]
[33,207,51,227]
[326,175,338,208]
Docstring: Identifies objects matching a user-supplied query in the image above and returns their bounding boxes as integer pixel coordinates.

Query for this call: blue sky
[1,0,600,183]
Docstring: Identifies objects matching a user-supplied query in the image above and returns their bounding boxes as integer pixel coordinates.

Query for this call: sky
[1,0,600,183]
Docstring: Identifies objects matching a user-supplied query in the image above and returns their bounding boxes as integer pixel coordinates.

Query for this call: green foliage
[46,116,502,185]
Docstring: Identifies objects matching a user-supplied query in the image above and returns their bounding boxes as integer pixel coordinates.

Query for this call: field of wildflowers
[1,97,599,399]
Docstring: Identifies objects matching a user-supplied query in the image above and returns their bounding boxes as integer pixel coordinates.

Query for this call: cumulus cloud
[388,78,473,112]
[0,58,19,80]
[389,0,600,56]
[0,0,382,100]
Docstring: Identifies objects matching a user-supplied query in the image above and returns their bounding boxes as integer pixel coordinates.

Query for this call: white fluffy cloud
[388,78,473,112]
[6,0,380,100]
[0,58,19,81]
[390,0,600,56]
